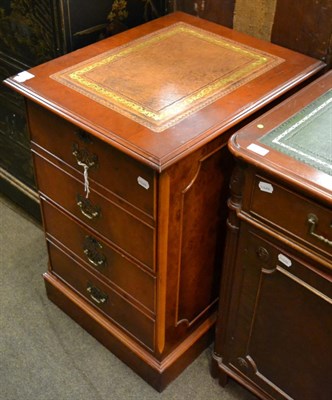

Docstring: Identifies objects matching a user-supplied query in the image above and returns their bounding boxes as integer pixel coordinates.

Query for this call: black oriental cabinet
[0,0,165,219]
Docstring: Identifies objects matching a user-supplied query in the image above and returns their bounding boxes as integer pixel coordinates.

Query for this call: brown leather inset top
[4,12,325,170]
[51,23,283,132]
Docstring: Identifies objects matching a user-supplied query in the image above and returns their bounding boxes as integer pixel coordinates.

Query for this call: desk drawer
[48,242,155,350]
[42,199,155,313]
[34,154,155,270]
[225,224,332,398]
[248,174,332,260]
[27,101,155,217]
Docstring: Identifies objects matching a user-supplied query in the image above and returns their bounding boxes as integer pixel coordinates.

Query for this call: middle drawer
[42,198,155,313]
[34,153,155,270]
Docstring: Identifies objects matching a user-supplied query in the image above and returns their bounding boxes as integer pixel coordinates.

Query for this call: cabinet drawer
[248,175,332,260]
[48,242,155,350]
[42,198,155,312]
[227,225,332,399]
[27,101,155,217]
[34,154,155,270]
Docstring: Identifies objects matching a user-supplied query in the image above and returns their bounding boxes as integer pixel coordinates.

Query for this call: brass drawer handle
[77,194,100,220]
[307,213,332,247]
[83,236,107,268]
[87,283,108,304]
[72,143,98,169]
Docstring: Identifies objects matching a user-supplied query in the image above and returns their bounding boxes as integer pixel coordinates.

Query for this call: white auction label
[247,143,269,156]
[137,176,150,190]
[13,71,35,83]
[258,181,274,193]
[278,253,292,268]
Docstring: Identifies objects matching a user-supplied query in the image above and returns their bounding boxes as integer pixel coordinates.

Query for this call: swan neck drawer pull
[77,194,100,220]
[307,213,332,247]
[87,283,108,304]
[83,236,107,268]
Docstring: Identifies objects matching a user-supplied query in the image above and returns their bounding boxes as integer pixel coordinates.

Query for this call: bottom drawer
[48,242,155,350]
[42,198,155,313]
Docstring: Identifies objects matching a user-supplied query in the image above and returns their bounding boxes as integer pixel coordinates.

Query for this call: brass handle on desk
[72,143,98,169]
[77,194,100,220]
[83,236,107,268]
[87,283,108,304]
[307,213,332,247]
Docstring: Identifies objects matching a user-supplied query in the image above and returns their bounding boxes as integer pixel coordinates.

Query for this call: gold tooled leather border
[51,22,284,132]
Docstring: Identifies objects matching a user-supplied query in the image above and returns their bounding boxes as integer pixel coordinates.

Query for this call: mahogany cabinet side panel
[176,145,233,326]
[160,137,233,352]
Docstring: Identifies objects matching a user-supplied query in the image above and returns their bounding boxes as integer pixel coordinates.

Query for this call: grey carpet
[0,195,257,400]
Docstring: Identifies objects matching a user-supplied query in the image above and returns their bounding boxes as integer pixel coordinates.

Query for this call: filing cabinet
[4,12,325,391]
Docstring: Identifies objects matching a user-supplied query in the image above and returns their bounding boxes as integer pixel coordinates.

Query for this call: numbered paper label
[137,176,150,190]
[258,181,274,193]
[247,143,269,156]
[278,253,292,268]
[13,71,35,83]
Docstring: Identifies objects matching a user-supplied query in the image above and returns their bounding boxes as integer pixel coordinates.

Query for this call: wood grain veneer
[4,12,326,391]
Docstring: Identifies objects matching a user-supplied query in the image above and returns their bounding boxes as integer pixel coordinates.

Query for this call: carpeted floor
[0,194,257,400]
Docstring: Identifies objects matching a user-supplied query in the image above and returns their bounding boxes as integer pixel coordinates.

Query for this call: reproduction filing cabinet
[212,72,332,399]
[4,12,325,391]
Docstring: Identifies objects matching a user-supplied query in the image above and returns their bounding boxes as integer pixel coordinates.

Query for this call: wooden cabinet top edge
[228,71,332,205]
[3,12,326,172]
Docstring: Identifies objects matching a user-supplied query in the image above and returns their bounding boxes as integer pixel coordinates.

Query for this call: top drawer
[247,174,332,262]
[27,101,155,217]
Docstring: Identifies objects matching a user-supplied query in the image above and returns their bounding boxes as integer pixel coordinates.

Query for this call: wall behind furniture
[169,0,332,67]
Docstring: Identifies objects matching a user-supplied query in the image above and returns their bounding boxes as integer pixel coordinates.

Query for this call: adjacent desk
[213,71,332,399]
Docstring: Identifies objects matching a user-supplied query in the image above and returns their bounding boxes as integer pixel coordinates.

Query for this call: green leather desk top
[259,89,332,176]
